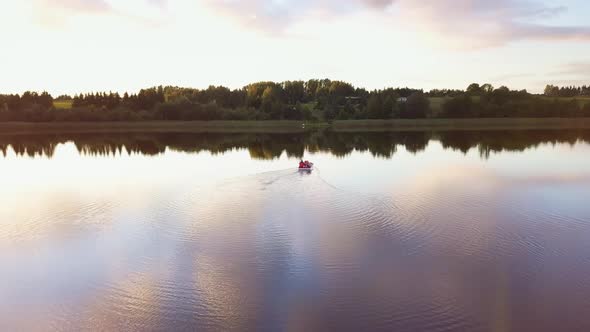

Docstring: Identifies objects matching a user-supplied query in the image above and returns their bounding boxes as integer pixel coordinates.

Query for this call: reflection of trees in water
[305,131,429,158]
[0,129,589,160]
[437,130,590,159]
[0,136,61,158]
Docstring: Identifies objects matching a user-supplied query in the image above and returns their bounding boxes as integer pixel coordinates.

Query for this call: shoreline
[0,118,590,134]
[332,118,590,131]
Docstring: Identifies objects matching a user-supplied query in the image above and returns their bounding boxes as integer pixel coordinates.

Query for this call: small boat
[298,162,314,171]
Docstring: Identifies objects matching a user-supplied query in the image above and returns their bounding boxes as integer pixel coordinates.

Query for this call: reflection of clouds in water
[193,255,260,330]
[504,173,590,185]
[1,139,590,330]
[0,193,117,246]
[389,161,590,330]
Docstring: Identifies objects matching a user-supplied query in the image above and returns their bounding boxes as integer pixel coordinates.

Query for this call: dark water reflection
[1,129,590,331]
[1,128,590,159]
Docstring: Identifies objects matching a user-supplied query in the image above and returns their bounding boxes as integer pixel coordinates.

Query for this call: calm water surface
[1,130,590,331]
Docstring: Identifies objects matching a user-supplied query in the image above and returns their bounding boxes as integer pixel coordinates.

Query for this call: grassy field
[333,118,590,131]
[0,121,329,134]
[539,96,590,107]
[0,118,589,135]
[53,100,73,109]
[431,96,590,108]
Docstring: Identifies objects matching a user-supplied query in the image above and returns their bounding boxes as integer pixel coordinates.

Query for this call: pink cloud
[35,0,590,47]
[203,0,590,47]
[41,0,112,13]
[396,0,590,47]
[35,0,168,28]
[38,0,168,15]
[203,0,395,31]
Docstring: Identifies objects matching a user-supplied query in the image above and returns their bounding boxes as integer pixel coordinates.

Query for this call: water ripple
[2,167,590,331]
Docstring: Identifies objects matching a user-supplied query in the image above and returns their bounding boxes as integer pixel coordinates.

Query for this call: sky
[0,0,589,95]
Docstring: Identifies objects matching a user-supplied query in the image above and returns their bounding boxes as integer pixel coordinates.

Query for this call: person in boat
[304,160,312,168]
[299,160,307,168]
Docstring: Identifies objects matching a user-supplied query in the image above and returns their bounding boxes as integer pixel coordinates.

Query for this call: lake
[1,129,590,331]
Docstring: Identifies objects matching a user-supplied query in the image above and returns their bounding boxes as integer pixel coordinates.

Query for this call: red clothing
[299,161,306,168]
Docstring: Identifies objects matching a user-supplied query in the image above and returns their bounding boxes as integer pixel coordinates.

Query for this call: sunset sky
[1,0,589,95]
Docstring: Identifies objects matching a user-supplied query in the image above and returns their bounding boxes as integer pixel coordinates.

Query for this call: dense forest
[1,80,589,122]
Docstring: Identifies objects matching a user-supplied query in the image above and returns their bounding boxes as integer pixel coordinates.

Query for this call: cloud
[36,0,169,16]
[202,0,590,47]
[397,0,590,48]
[35,0,168,27]
[551,62,590,76]
[146,0,167,8]
[362,0,395,9]
[491,73,536,82]
[33,0,112,28]
[541,62,590,87]
[203,0,395,31]
[533,62,590,90]
[30,0,590,48]
[39,0,112,13]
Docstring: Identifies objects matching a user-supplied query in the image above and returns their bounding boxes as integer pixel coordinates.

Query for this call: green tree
[544,85,559,97]
[466,83,482,95]
[283,81,305,105]
[441,95,474,118]
[481,83,494,94]
[404,92,429,118]
[382,95,395,118]
[366,94,384,119]
[260,86,285,119]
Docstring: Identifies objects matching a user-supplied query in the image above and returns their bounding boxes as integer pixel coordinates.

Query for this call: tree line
[439,84,590,118]
[1,80,589,122]
[544,85,590,98]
